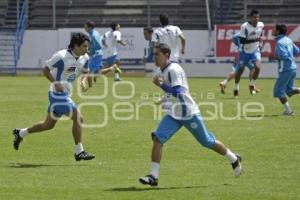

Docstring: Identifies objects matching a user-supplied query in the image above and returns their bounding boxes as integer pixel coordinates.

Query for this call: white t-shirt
[152,25,183,62]
[45,49,89,94]
[103,30,122,58]
[240,21,264,53]
[159,62,199,119]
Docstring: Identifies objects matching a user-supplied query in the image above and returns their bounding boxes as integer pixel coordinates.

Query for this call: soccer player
[143,26,154,63]
[152,14,185,63]
[12,33,95,161]
[234,10,264,97]
[84,20,104,84]
[273,24,300,115]
[139,43,242,186]
[101,22,127,81]
[219,32,260,94]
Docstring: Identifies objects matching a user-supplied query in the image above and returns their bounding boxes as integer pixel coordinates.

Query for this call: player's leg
[113,59,122,81]
[13,113,58,150]
[139,115,182,186]
[234,66,245,97]
[182,114,242,177]
[248,64,261,93]
[219,68,235,94]
[273,71,293,115]
[249,51,261,94]
[70,108,95,161]
[286,70,300,98]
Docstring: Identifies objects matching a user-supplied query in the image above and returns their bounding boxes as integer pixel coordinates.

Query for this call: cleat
[113,64,122,74]
[233,90,239,98]
[219,82,226,94]
[74,151,95,161]
[249,85,256,95]
[93,76,97,83]
[255,88,261,93]
[13,129,23,150]
[139,174,158,186]
[114,78,121,81]
[232,154,242,177]
[282,111,294,116]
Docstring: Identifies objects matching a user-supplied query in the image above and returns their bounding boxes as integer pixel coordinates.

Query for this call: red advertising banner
[215,24,300,57]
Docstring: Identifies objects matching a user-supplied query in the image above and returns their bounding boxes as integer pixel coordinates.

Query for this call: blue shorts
[273,69,297,98]
[104,55,119,66]
[236,49,260,71]
[88,55,103,73]
[153,114,216,148]
[47,92,77,118]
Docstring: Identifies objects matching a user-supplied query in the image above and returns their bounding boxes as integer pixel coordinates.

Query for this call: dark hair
[249,9,259,17]
[143,26,153,33]
[156,43,171,58]
[276,24,287,35]
[159,14,169,26]
[111,22,119,31]
[68,32,90,49]
[85,20,95,29]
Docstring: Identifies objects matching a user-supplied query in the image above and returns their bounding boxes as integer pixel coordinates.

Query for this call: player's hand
[54,82,64,92]
[153,76,163,87]
[256,37,263,43]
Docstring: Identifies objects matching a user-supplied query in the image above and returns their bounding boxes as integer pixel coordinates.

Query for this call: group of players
[12,11,299,187]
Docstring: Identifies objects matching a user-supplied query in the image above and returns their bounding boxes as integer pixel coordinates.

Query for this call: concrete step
[0,51,14,56]
[0,40,15,45]
[0,45,14,50]
[0,34,15,40]
[0,60,15,66]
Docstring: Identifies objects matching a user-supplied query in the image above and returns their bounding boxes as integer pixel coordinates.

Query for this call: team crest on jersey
[190,122,198,129]
[67,64,77,72]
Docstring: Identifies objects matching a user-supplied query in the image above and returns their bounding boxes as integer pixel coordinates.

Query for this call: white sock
[19,128,29,138]
[150,162,160,179]
[234,84,239,90]
[115,73,120,79]
[283,102,292,113]
[75,143,84,155]
[225,149,237,163]
[222,79,228,85]
[250,80,256,86]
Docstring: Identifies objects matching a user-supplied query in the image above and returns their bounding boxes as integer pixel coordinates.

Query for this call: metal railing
[13,0,27,75]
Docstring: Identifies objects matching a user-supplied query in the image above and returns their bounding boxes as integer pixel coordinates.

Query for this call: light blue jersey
[87,29,103,56]
[275,34,299,72]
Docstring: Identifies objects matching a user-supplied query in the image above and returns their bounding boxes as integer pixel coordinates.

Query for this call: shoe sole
[139,178,158,186]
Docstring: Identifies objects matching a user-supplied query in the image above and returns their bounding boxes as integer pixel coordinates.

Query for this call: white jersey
[45,49,89,94]
[240,21,264,53]
[103,30,122,58]
[152,25,183,62]
[160,62,199,119]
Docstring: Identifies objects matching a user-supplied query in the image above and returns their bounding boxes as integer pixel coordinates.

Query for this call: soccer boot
[233,90,239,98]
[219,82,226,94]
[13,128,23,150]
[249,85,256,95]
[139,174,158,186]
[232,154,242,177]
[75,151,95,161]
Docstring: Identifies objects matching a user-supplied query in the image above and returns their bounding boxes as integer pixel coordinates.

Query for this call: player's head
[143,27,153,41]
[153,43,171,68]
[159,14,169,26]
[249,10,260,25]
[111,22,120,31]
[68,32,90,56]
[84,20,95,32]
[274,24,287,36]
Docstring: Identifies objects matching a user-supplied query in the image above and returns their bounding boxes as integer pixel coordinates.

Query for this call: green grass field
[0,76,299,200]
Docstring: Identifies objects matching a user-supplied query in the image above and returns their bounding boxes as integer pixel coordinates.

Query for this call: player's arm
[42,66,64,92]
[239,37,261,44]
[293,43,300,56]
[179,33,186,54]
[276,43,288,60]
[117,40,127,46]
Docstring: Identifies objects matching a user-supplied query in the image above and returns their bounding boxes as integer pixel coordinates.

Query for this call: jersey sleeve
[45,52,64,71]
[169,67,183,87]
[82,54,90,73]
[276,42,288,59]
[151,30,159,43]
[114,31,121,41]
[176,26,183,36]
[239,24,247,39]
[293,43,300,56]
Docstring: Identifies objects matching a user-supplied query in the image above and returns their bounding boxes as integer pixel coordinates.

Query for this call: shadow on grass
[105,184,231,192]
[242,114,280,118]
[8,162,86,168]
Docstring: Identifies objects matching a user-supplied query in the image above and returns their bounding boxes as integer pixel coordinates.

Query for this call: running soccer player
[152,14,185,63]
[273,24,300,115]
[219,32,260,94]
[143,26,154,63]
[84,20,104,84]
[12,33,95,161]
[139,43,242,187]
[234,10,264,97]
[101,22,127,81]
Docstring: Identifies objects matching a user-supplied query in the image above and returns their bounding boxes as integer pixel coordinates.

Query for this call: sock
[75,143,84,155]
[234,84,239,90]
[115,73,120,79]
[225,149,237,163]
[283,102,292,113]
[222,79,228,85]
[19,128,29,138]
[150,162,160,179]
[249,80,256,86]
